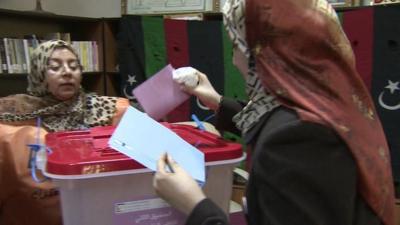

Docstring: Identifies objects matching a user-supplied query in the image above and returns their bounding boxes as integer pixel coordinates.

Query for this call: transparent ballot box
[44,124,244,225]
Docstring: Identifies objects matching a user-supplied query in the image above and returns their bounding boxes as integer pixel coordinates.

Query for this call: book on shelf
[71,41,99,72]
[23,40,31,74]
[14,39,27,73]
[9,39,18,73]
[4,38,13,74]
[92,41,99,72]
[0,37,99,74]
[81,41,88,72]
[0,40,7,74]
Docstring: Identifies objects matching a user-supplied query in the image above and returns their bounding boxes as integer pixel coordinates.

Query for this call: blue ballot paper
[109,106,205,182]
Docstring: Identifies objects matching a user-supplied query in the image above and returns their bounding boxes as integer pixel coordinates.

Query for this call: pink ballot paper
[132,64,190,120]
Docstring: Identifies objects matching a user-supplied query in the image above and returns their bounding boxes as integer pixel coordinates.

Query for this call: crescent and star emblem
[123,74,137,100]
[378,80,400,111]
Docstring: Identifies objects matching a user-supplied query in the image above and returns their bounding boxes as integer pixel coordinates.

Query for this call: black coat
[185,98,381,225]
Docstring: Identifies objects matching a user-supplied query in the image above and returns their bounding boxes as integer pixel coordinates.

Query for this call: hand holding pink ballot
[132,64,190,120]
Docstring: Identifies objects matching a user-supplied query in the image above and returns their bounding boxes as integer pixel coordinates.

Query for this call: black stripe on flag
[117,16,147,103]
[187,20,225,123]
[372,6,400,183]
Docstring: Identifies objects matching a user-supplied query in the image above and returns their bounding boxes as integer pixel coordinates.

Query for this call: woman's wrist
[207,94,222,111]
[184,194,207,215]
[214,95,223,112]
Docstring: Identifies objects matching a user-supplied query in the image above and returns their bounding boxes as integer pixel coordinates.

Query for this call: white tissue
[172,67,199,88]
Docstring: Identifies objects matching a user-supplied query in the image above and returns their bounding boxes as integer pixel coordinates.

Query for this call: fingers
[166,153,175,165]
[156,152,180,174]
[166,153,181,172]
[163,153,175,173]
[180,84,193,93]
[154,153,167,194]
[196,71,207,81]
[156,152,167,173]
[153,153,178,197]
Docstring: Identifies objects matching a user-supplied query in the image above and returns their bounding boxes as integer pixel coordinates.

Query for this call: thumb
[181,84,195,94]
[166,154,187,174]
[166,154,179,169]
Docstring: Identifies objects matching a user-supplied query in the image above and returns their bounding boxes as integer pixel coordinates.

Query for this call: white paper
[108,106,205,182]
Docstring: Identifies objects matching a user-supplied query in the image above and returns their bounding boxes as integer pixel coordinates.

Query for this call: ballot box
[44,123,244,225]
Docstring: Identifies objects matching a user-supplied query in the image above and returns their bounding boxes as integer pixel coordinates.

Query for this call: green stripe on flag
[221,26,247,101]
[337,12,344,25]
[221,26,246,154]
[142,16,167,78]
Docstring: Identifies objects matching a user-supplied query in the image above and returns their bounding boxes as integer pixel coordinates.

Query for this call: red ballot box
[44,123,244,225]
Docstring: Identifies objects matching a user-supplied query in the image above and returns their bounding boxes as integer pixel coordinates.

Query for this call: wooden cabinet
[103,19,120,97]
[0,8,120,97]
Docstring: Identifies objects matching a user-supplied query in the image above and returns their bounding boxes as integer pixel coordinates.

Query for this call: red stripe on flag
[164,19,191,122]
[342,8,374,91]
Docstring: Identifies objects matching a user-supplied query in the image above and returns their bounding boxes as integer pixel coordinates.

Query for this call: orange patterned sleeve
[111,98,130,126]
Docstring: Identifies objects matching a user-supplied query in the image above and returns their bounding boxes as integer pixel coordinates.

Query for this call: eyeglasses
[46,59,82,74]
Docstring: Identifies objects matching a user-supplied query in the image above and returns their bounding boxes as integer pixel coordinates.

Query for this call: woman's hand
[173,68,222,111]
[153,153,206,215]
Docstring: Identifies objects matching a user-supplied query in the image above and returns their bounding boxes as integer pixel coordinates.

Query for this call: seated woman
[0,40,129,225]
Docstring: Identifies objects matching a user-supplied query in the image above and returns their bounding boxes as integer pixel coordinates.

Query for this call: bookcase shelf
[0,8,120,97]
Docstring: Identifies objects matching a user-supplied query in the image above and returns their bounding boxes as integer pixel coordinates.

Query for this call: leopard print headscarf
[223,0,280,135]
[0,40,119,132]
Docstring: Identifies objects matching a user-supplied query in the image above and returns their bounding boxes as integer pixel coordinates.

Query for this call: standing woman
[153,0,396,225]
[0,40,129,225]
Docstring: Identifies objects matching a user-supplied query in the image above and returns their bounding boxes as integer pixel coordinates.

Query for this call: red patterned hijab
[240,0,395,224]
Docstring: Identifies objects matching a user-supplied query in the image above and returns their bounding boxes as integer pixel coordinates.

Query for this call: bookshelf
[0,8,118,97]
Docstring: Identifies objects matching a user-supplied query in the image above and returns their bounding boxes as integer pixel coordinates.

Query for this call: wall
[0,0,121,18]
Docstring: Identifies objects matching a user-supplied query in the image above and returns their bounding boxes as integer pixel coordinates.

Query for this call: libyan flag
[117,15,247,124]
[342,5,400,185]
[118,8,400,184]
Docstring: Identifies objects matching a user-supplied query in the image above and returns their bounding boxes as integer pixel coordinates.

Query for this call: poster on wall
[121,0,221,15]
[373,0,400,5]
